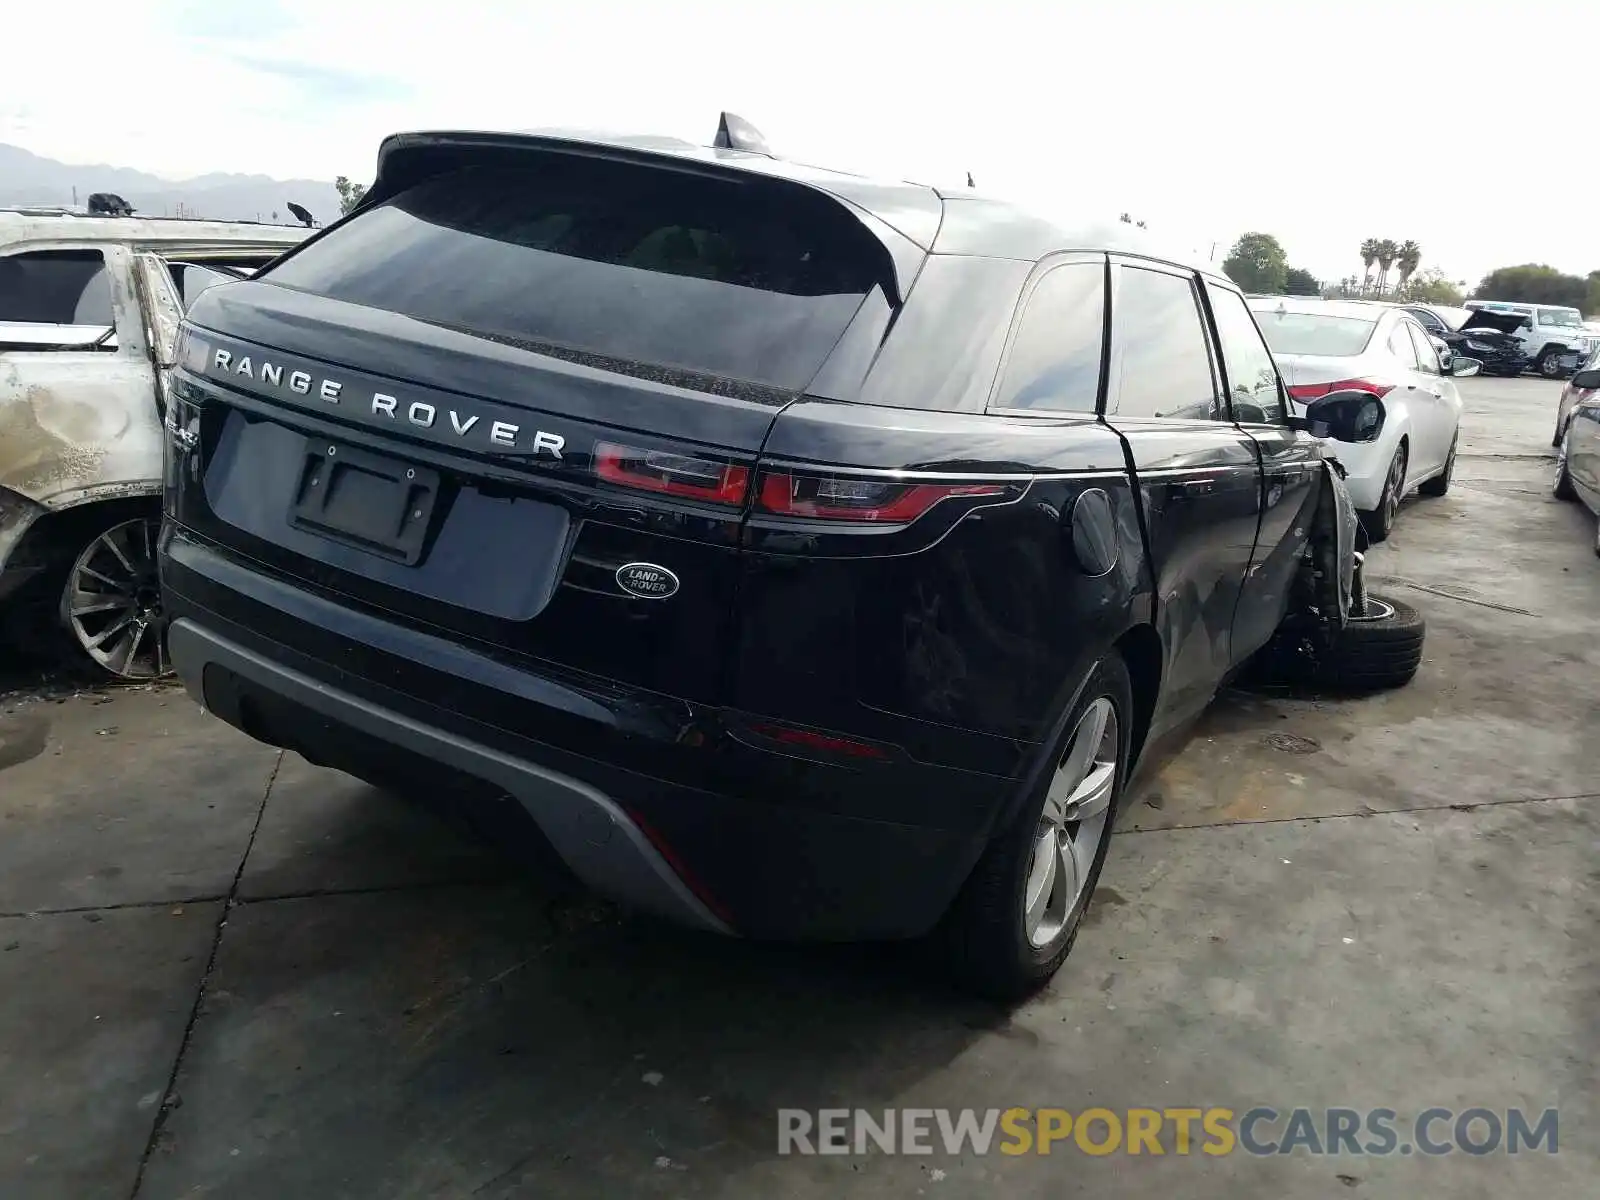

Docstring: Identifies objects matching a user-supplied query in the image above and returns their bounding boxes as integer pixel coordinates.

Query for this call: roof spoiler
[713,112,774,156]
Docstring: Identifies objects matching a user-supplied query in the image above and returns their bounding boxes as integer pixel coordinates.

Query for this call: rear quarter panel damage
[0,356,162,509]
[0,242,163,511]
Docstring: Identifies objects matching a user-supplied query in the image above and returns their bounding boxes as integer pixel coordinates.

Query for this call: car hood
[1456,310,1525,336]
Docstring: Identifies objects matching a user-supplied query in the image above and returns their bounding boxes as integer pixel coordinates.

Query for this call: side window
[1407,324,1441,375]
[1409,309,1444,334]
[993,261,1105,412]
[1205,283,1284,423]
[0,249,113,330]
[1387,323,1421,369]
[1109,265,1220,420]
[168,262,244,309]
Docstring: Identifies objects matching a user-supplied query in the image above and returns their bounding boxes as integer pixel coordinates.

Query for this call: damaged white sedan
[0,209,309,678]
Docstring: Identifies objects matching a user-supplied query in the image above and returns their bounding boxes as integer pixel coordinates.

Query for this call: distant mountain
[0,144,341,227]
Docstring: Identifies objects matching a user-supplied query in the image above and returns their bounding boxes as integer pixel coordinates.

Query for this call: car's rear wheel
[940,655,1131,1001]
[1417,436,1456,497]
[1312,594,1426,691]
[59,516,169,680]
[1554,440,1578,500]
[1360,444,1407,541]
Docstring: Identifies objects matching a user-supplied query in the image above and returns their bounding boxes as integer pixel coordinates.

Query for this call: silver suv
[1463,300,1597,378]
[0,209,307,677]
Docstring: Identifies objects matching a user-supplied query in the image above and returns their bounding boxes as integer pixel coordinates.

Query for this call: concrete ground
[1,376,1594,1198]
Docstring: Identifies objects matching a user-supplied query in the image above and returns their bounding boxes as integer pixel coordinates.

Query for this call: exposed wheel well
[1114,624,1161,769]
[1,496,159,638]
[13,495,160,568]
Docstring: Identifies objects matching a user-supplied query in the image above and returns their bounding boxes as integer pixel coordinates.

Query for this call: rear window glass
[261,162,887,393]
[1250,309,1377,357]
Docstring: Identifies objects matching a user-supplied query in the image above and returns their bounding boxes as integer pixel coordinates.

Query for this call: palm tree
[1359,238,1380,295]
[1393,241,1422,297]
[1374,239,1399,296]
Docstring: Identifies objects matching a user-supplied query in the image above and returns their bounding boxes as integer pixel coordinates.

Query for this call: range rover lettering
[159,117,1424,998]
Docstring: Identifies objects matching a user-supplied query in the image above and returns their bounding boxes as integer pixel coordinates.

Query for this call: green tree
[1283,267,1321,296]
[334,176,368,216]
[1396,269,1463,306]
[1393,240,1421,293]
[1373,239,1399,296]
[1359,238,1380,294]
[1222,232,1289,294]
[1586,270,1600,317]
[1472,264,1588,308]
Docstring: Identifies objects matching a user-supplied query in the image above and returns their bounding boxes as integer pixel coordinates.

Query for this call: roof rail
[0,206,304,228]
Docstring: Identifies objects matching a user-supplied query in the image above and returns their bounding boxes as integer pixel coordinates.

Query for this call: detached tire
[1315,594,1425,692]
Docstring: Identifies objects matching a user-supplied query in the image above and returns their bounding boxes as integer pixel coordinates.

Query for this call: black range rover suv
[159,123,1423,997]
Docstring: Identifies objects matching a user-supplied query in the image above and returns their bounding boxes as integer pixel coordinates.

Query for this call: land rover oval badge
[616,562,679,600]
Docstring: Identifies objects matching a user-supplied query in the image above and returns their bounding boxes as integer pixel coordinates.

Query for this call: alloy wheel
[62,517,170,680]
[1540,354,1564,379]
[1024,698,1120,949]
[1382,447,1406,529]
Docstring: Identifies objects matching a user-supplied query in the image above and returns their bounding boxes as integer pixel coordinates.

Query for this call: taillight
[756,472,1007,522]
[1286,378,1396,402]
[594,441,750,505]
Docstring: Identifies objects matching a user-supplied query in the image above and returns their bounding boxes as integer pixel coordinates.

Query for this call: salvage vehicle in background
[1463,300,1597,378]
[158,119,1424,999]
[1551,361,1600,551]
[1400,303,1531,377]
[0,210,308,678]
[1248,297,1476,541]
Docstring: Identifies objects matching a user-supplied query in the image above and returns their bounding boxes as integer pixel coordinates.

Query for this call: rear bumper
[160,526,1003,941]
[1323,438,1388,512]
[169,618,734,934]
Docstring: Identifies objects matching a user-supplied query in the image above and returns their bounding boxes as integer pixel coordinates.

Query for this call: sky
[4,0,1596,289]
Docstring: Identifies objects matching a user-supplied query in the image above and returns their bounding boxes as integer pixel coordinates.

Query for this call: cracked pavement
[0,376,1594,1198]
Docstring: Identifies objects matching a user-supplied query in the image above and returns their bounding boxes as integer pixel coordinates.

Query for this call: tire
[1554,443,1578,501]
[1359,443,1407,542]
[1417,436,1456,497]
[1313,594,1426,692]
[939,655,1132,1001]
[3,505,172,680]
[1537,349,1566,380]
[57,513,170,680]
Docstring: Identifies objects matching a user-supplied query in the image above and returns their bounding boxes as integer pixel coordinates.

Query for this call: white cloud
[4,0,1596,286]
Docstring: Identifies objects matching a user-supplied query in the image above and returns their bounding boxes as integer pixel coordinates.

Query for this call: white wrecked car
[0,209,309,677]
